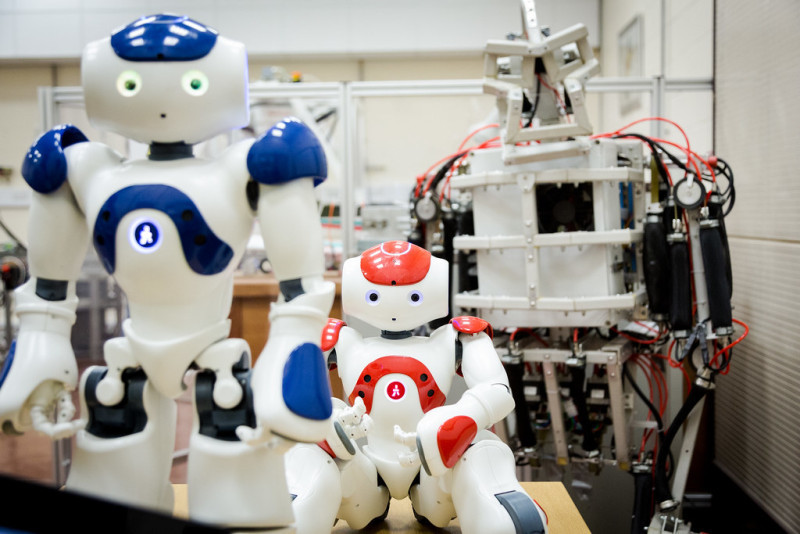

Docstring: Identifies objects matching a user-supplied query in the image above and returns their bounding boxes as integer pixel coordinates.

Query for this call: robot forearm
[454,381,515,430]
[247,277,335,444]
[15,278,79,335]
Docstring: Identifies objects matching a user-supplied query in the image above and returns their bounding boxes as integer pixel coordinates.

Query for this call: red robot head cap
[360,241,431,286]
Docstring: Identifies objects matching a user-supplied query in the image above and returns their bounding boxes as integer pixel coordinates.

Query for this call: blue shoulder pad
[246,117,327,187]
[21,125,88,194]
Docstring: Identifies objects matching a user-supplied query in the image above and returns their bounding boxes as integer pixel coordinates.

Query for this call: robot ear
[360,241,431,286]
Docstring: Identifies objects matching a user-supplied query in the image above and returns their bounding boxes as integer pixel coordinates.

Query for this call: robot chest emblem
[348,355,446,414]
[385,380,406,402]
[93,184,234,276]
[129,218,163,253]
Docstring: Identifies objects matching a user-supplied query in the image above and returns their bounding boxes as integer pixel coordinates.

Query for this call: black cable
[505,360,537,449]
[614,133,697,182]
[418,151,468,199]
[569,364,598,452]
[623,363,664,433]
[654,380,710,509]
[525,76,542,128]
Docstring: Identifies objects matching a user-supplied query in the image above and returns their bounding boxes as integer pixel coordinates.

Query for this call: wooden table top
[173,481,589,533]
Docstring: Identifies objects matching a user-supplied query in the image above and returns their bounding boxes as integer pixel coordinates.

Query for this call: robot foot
[495,490,548,534]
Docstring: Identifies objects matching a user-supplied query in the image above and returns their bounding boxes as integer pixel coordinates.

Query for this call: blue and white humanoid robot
[0,14,334,529]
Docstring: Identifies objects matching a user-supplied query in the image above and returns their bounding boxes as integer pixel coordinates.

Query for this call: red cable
[709,318,750,373]
[457,123,499,152]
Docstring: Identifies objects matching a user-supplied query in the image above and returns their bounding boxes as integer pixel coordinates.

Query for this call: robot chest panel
[343,338,455,416]
[84,162,252,280]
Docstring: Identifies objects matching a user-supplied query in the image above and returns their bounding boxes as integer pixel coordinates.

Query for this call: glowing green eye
[116,70,142,97]
[182,70,209,96]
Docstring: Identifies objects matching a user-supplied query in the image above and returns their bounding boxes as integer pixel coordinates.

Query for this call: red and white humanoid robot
[286,241,548,533]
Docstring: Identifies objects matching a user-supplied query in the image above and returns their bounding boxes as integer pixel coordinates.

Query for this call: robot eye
[116,70,142,97]
[408,290,423,306]
[181,70,209,96]
[365,290,381,306]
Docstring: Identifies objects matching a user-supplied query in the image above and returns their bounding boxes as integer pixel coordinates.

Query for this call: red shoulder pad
[450,316,493,339]
[321,318,346,352]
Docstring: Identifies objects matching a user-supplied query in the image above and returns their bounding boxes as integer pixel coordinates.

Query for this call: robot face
[342,241,448,332]
[81,14,249,145]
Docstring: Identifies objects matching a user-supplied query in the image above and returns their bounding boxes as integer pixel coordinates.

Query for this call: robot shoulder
[450,315,494,339]
[246,117,327,187]
[321,318,348,352]
[22,124,89,194]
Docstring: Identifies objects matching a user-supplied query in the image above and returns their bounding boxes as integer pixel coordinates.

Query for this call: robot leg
[188,338,294,528]
[409,469,457,528]
[67,362,177,513]
[337,448,390,529]
[286,443,342,534]
[451,431,548,534]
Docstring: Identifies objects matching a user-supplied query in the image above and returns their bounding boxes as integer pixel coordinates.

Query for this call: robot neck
[149,142,194,161]
[381,330,413,340]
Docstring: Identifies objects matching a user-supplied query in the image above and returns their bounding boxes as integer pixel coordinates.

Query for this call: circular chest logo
[386,380,406,402]
[129,218,162,254]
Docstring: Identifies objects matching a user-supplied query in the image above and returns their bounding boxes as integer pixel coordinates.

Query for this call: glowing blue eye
[366,290,380,305]
[408,290,423,306]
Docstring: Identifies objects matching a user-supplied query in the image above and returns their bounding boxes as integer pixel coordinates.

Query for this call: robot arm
[416,317,514,477]
[0,126,91,437]
[241,118,335,445]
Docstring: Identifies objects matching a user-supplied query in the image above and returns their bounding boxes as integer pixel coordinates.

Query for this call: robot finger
[55,389,76,423]
[30,405,85,440]
[394,424,418,448]
[352,396,367,418]
[344,413,373,441]
[338,397,368,427]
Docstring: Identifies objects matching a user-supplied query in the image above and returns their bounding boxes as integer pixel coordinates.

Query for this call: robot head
[81,14,249,145]
[342,241,448,332]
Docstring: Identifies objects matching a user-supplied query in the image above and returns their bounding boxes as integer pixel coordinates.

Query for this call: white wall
[714,2,800,532]
[599,0,713,153]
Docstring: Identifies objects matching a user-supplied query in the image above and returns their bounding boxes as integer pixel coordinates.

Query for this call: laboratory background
[0,1,797,533]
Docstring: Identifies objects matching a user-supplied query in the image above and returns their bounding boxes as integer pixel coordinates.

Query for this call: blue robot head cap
[111,14,218,61]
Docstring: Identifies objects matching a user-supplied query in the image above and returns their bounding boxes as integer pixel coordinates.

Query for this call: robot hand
[337,396,373,441]
[316,396,372,460]
[28,384,84,439]
[0,330,82,437]
[393,425,421,467]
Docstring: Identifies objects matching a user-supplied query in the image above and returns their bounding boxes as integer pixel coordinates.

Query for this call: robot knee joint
[195,365,255,441]
[84,367,148,438]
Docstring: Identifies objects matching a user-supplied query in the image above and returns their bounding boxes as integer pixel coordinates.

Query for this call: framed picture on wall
[618,15,643,114]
